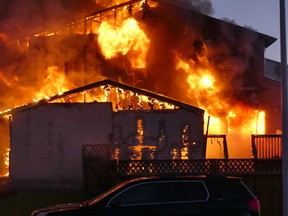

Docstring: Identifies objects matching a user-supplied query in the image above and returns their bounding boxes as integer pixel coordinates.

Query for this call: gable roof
[0,79,204,117]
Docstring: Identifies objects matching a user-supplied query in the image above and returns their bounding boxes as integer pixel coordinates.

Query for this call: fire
[175,50,265,158]
[200,74,215,88]
[4,149,9,177]
[176,56,227,117]
[97,17,150,68]
[0,148,9,177]
[256,111,265,134]
[33,66,74,101]
[0,0,273,176]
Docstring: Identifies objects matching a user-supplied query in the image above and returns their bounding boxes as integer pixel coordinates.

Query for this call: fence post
[223,136,229,159]
[251,135,258,159]
[210,159,218,173]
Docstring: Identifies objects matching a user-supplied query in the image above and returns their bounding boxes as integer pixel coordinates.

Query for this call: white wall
[10,102,112,185]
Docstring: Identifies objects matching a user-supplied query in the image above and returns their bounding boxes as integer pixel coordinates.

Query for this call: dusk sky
[210,0,287,63]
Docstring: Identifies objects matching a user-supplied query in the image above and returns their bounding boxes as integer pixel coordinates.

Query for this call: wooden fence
[82,144,282,176]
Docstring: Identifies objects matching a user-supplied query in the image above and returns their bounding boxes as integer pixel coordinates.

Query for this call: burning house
[5,79,204,187]
[0,0,280,185]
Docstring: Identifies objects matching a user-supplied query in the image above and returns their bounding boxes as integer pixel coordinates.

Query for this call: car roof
[121,174,242,184]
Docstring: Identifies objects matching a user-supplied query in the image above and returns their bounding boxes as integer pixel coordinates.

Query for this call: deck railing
[251,134,282,159]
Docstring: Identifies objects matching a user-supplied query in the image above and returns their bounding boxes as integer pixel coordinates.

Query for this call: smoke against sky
[211,0,286,62]
[157,0,214,15]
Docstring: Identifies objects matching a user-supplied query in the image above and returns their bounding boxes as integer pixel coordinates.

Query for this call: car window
[213,179,255,200]
[110,182,159,205]
[159,181,208,202]
[108,180,208,206]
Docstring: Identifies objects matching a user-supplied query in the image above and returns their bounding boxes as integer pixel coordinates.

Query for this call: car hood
[32,202,82,215]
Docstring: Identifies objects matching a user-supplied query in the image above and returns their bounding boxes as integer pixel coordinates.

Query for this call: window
[110,183,158,206]
[214,179,254,200]
[109,180,208,206]
[136,118,144,145]
[159,181,208,202]
[181,124,191,159]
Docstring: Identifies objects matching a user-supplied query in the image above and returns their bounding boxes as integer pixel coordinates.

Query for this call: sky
[210,0,287,63]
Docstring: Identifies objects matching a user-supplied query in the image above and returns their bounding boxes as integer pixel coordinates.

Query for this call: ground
[0,188,91,216]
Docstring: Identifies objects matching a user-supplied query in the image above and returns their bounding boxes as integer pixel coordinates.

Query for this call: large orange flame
[175,50,265,158]
[33,66,74,101]
[97,17,150,68]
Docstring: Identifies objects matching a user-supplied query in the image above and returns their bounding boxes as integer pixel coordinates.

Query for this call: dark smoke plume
[157,0,214,15]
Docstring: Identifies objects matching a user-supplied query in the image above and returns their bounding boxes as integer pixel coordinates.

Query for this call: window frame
[106,180,209,207]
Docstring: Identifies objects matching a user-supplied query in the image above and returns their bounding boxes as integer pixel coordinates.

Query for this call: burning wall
[0,0,278,176]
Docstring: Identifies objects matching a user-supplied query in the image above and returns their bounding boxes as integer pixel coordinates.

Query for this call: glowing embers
[181,125,190,160]
[171,124,197,160]
[0,148,9,177]
[112,119,169,161]
[136,118,144,145]
[82,85,178,111]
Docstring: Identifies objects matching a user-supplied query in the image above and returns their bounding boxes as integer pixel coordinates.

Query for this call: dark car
[31,174,261,216]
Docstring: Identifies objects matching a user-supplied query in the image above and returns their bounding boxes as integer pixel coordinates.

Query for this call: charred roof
[0,79,204,117]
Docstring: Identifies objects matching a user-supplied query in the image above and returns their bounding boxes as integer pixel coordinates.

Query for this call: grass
[0,188,91,216]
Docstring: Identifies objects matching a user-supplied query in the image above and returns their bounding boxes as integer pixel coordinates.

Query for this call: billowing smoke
[0,0,101,37]
[157,0,214,15]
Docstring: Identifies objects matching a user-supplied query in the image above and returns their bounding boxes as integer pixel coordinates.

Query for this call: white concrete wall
[10,102,112,185]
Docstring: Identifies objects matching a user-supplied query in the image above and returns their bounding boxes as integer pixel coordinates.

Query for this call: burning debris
[0,0,277,176]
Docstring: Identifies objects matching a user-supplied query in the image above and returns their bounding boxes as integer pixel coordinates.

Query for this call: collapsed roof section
[0,79,204,117]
